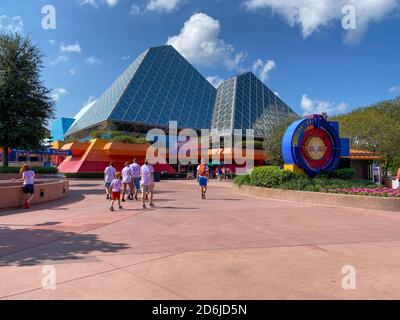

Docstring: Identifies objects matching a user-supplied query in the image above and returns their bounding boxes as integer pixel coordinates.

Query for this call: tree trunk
[2,146,9,167]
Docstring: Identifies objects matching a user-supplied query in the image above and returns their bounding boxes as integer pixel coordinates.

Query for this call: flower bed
[328,187,400,198]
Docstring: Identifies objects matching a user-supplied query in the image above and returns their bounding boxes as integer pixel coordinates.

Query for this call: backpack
[198,164,207,177]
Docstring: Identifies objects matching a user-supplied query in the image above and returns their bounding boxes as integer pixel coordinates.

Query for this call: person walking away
[104,162,116,200]
[217,167,223,181]
[121,162,133,202]
[130,159,141,200]
[14,164,35,209]
[140,159,155,209]
[197,159,209,199]
[110,172,123,212]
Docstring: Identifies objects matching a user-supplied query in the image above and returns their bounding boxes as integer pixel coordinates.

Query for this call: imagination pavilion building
[58,45,297,142]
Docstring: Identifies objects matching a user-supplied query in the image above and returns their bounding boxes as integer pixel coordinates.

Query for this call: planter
[233,184,400,212]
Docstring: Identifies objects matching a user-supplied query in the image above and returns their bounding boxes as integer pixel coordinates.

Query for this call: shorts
[141,184,154,194]
[23,184,35,194]
[112,192,121,200]
[105,182,112,188]
[133,178,141,190]
[198,176,208,187]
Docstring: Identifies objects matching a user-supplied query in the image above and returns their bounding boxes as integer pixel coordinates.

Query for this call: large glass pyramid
[66,45,217,137]
[211,72,298,138]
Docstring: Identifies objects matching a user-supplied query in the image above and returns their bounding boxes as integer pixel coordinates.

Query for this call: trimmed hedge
[234,166,377,192]
[0,166,59,174]
[316,168,355,180]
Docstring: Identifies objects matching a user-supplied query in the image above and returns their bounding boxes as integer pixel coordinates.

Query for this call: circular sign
[282,115,342,176]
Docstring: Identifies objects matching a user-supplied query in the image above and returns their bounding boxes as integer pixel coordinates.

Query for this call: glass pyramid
[211,72,298,138]
[66,45,217,137]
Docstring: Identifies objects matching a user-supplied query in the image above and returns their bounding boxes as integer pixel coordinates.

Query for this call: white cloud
[0,15,23,33]
[167,13,245,70]
[244,0,398,43]
[49,39,57,46]
[147,0,183,13]
[122,54,132,60]
[60,43,82,53]
[389,84,400,93]
[207,76,225,88]
[78,0,118,8]
[50,55,69,66]
[129,4,142,15]
[52,88,68,102]
[301,94,349,115]
[252,59,276,82]
[86,56,101,65]
[69,68,77,75]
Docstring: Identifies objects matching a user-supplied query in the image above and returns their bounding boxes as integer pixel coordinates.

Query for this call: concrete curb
[233,184,400,212]
[0,179,69,210]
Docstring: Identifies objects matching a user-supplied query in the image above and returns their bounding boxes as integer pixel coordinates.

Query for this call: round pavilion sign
[282,115,343,176]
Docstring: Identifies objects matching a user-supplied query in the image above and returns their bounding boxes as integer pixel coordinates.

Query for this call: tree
[333,98,400,176]
[0,33,54,167]
[264,115,300,166]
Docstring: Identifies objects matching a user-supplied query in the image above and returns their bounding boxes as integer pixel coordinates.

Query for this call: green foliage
[0,33,55,167]
[332,98,400,176]
[112,135,147,144]
[249,166,304,188]
[264,115,301,166]
[240,166,376,192]
[233,174,251,186]
[316,168,355,180]
[89,130,148,144]
[0,166,58,174]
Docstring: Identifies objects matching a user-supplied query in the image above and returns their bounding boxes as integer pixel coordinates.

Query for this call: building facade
[211,72,297,138]
[65,45,217,139]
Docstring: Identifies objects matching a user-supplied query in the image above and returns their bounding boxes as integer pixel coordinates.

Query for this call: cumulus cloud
[60,43,82,53]
[129,4,142,15]
[167,13,245,70]
[50,55,68,66]
[207,76,225,88]
[389,84,400,93]
[86,56,101,65]
[147,0,183,12]
[301,94,349,115]
[244,0,399,43]
[0,15,23,33]
[78,0,118,8]
[52,88,68,102]
[252,59,276,83]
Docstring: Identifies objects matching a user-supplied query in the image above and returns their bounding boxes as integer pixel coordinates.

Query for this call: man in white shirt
[104,162,116,200]
[140,159,155,209]
[121,162,133,202]
[130,159,141,200]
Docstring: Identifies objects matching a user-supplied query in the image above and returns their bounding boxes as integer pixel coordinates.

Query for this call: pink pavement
[1,179,400,300]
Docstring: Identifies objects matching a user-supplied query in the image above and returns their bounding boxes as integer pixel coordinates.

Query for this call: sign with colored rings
[282,115,346,176]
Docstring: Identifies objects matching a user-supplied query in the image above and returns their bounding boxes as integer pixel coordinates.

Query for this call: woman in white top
[13,164,35,209]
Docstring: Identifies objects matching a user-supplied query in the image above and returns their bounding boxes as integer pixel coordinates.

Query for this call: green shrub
[233,174,251,186]
[250,166,301,188]
[317,168,355,180]
[112,135,147,144]
[0,166,58,174]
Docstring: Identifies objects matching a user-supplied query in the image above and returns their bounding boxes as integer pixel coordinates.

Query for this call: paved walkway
[1,179,400,300]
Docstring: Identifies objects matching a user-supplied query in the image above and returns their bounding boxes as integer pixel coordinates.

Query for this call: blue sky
[1,0,399,120]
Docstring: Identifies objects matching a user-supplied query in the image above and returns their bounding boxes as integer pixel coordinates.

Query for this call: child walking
[110,172,123,212]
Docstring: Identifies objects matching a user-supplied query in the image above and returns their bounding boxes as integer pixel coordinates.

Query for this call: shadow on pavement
[0,188,104,217]
[0,226,130,267]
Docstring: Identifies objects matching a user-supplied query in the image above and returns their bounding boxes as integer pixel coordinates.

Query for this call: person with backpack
[197,159,210,199]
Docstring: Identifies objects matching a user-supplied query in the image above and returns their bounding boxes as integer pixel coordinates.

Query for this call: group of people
[104,159,155,211]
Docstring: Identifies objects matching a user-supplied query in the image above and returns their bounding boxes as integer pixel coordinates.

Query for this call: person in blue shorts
[197,159,210,200]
